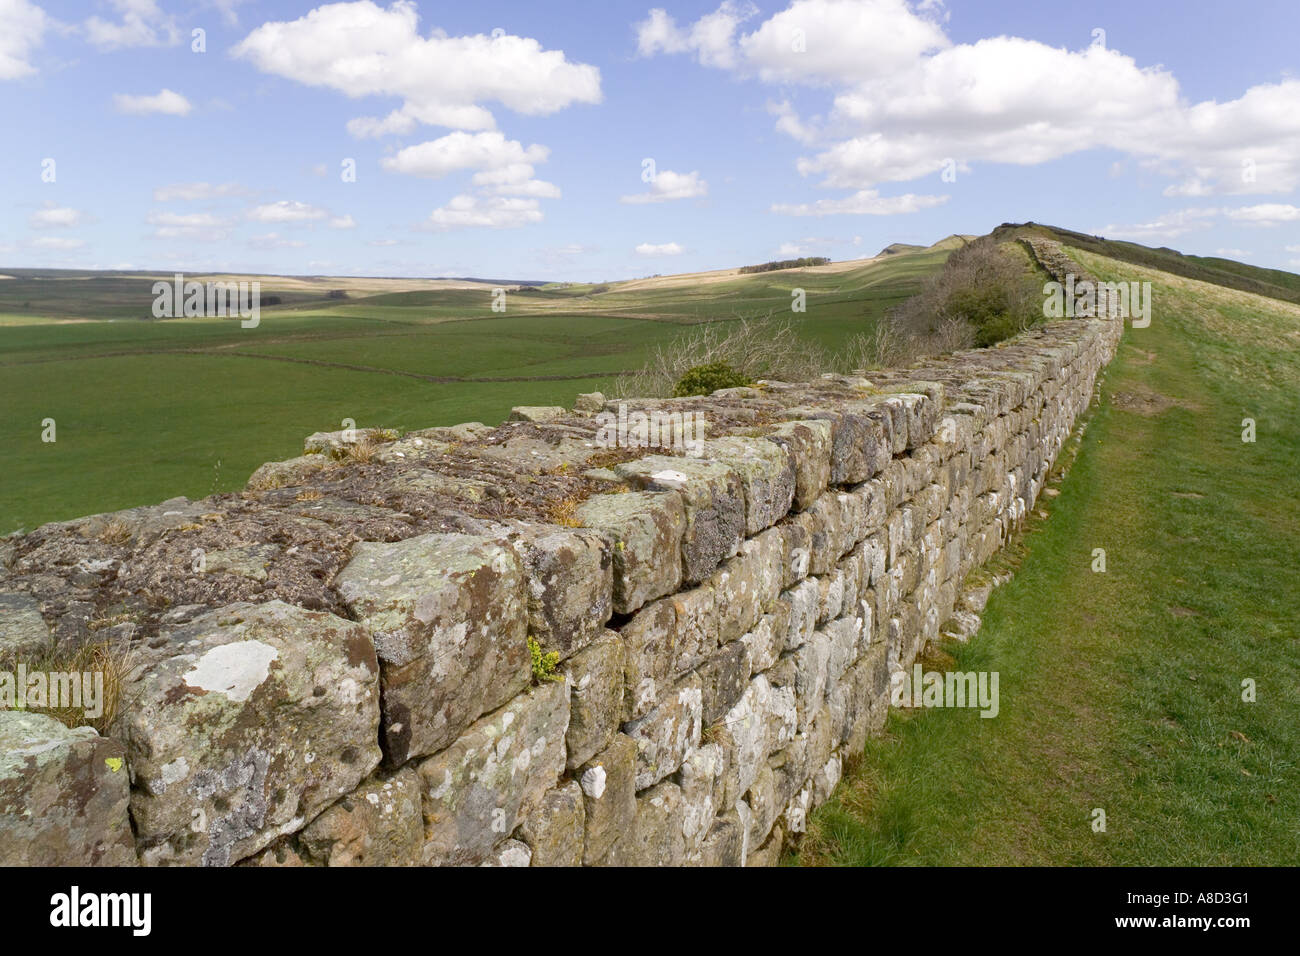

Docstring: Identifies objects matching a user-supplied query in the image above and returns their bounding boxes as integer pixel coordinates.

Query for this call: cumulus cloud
[329,214,357,229]
[382,131,547,178]
[1098,207,1219,241]
[639,0,1300,210]
[247,201,329,223]
[635,241,684,256]
[635,1,758,69]
[113,89,192,116]
[233,1,601,136]
[146,210,234,241]
[620,169,707,204]
[85,0,180,50]
[426,195,543,230]
[772,189,948,216]
[381,130,562,219]
[30,204,83,228]
[0,0,49,80]
[1224,204,1300,226]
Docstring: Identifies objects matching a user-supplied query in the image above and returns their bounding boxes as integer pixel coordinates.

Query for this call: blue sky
[2,0,1298,280]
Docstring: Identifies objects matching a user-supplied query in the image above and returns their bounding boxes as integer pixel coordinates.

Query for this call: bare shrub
[615,314,830,398]
[890,237,1042,349]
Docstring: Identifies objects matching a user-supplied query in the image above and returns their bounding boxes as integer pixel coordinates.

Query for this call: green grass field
[0,247,950,533]
[795,248,1300,865]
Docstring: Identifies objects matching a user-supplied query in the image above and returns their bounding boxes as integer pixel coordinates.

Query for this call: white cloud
[85,0,179,50]
[233,1,601,136]
[636,1,758,70]
[31,236,87,250]
[146,210,234,241]
[247,201,329,223]
[426,195,543,230]
[207,0,253,27]
[0,0,49,80]
[153,182,246,201]
[113,89,192,116]
[642,1,1300,204]
[1285,245,1300,253]
[772,189,948,216]
[620,169,708,204]
[635,241,684,256]
[1224,204,1300,226]
[382,131,548,178]
[739,0,948,84]
[249,232,306,249]
[1215,248,1252,258]
[329,214,357,229]
[367,238,401,246]
[1098,207,1219,241]
[30,204,83,228]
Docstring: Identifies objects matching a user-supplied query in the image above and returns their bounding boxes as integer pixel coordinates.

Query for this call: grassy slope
[992,222,1300,306]
[795,249,1300,865]
[0,248,946,532]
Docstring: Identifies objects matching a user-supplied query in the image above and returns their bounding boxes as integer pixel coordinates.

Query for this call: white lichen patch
[183,639,279,702]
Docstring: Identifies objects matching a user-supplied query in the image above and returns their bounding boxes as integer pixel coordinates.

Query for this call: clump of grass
[85,609,138,633]
[95,518,133,546]
[9,639,136,735]
[528,637,562,683]
[329,438,378,464]
[548,496,585,528]
[295,489,324,501]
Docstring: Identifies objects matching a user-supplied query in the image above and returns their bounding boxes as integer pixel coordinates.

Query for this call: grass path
[796,252,1300,865]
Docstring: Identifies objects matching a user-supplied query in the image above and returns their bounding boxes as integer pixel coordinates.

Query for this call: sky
[2,0,1298,281]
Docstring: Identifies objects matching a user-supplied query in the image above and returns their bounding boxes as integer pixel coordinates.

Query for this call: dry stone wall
[0,244,1121,866]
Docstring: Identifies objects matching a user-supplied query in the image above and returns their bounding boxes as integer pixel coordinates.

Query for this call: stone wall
[0,244,1121,867]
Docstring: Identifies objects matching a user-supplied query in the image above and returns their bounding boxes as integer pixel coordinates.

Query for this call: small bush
[672,362,752,397]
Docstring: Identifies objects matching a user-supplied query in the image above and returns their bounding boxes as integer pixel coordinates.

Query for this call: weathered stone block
[519,780,584,867]
[0,592,52,664]
[701,436,796,534]
[624,781,686,866]
[295,766,422,867]
[118,601,382,866]
[766,419,833,511]
[0,712,135,866]
[580,734,637,865]
[618,596,677,720]
[417,680,569,866]
[613,456,744,584]
[504,522,613,661]
[563,631,626,769]
[576,490,685,614]
[696,640,752,727]
[336,533,529,766]
[623,673,702,790]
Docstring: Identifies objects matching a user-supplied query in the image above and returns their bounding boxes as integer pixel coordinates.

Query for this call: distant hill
[990,222,1300,307]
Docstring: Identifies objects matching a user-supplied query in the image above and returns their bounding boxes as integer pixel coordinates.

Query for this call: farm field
[0,244,951,533]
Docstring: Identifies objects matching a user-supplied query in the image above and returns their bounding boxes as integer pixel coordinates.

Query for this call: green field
[795,248,1300,865]
[0,246,951,533]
